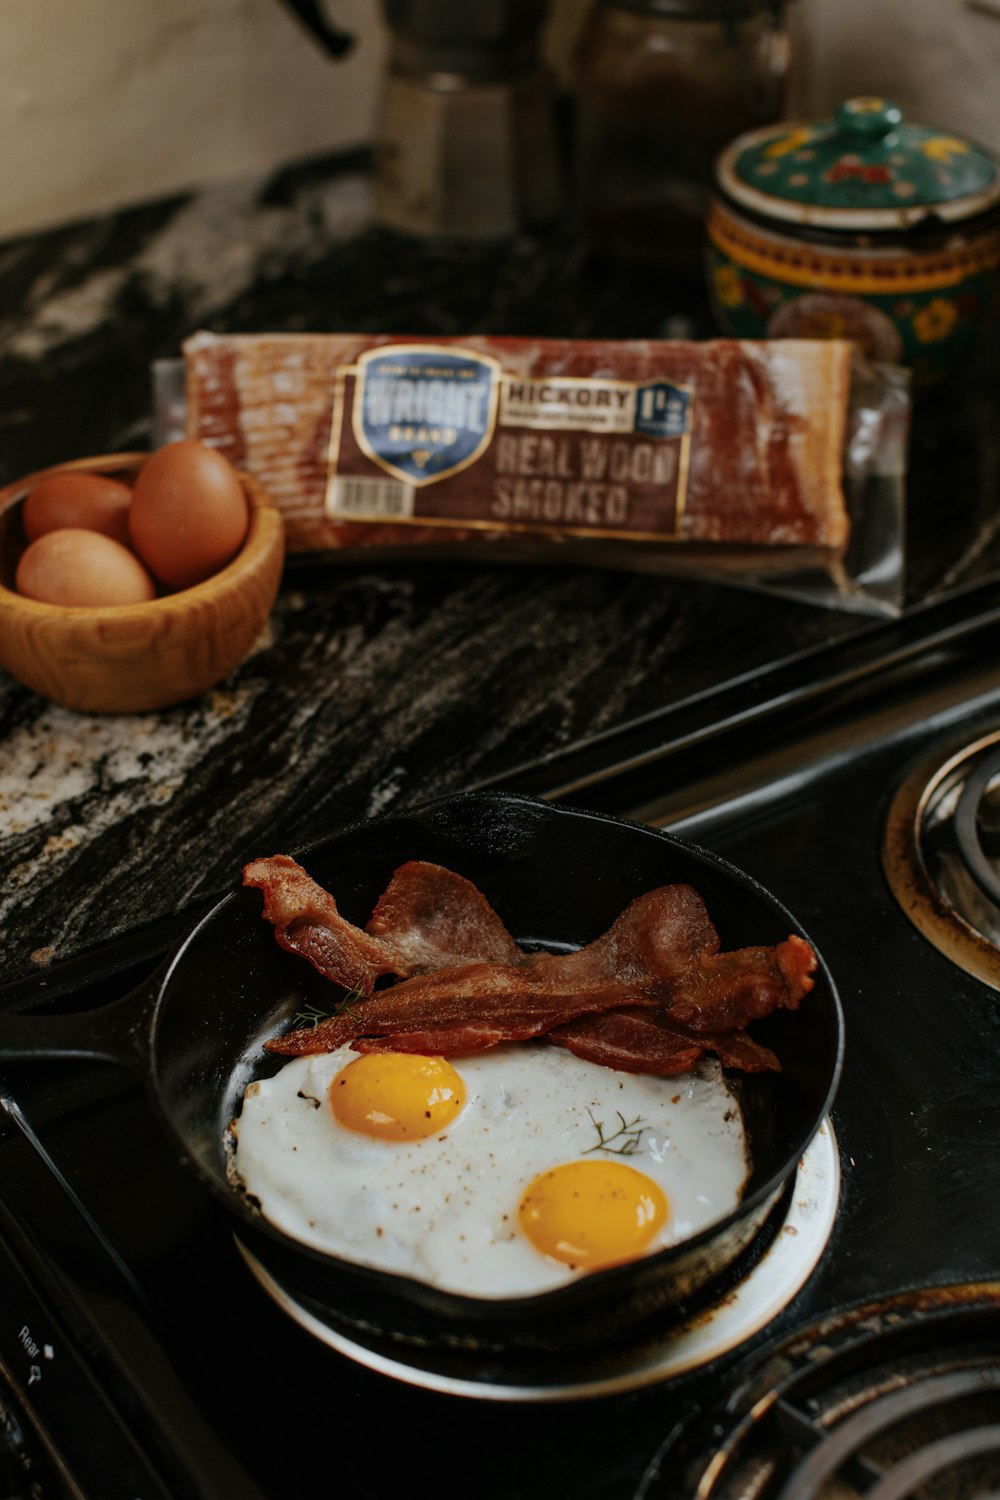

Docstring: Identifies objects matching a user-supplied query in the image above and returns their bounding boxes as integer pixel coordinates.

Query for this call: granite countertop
[2,152,1000,986]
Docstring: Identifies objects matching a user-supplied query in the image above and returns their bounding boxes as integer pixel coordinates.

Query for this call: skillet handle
[0,981,153,1071]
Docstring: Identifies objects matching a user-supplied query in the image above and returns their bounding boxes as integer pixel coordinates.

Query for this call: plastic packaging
[153,333,909,617]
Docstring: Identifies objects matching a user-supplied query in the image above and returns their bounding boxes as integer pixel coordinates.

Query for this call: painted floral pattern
[706,244,997,384]
[922,137,969,165]
[712,265,745,309]
[735,102,997,212]
[763,128,814,160]
[912,298,959,343]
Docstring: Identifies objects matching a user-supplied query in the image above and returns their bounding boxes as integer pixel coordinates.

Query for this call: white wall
[792,0,1000,151]
[0,0,384,240]
[1,0,1000,243]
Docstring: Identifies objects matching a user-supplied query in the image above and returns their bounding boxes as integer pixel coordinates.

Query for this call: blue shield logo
[353,345,500,486]
[634,381,692,440]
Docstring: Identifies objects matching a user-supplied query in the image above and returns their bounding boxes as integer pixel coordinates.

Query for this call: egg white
[227,1042,750,1299]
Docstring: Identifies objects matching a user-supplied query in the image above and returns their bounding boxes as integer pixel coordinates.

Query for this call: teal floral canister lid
[716,97,1000,231]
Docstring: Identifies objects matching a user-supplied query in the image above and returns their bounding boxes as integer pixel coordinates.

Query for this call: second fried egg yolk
[329,1053,467,1141]
[517,1158,669,1270]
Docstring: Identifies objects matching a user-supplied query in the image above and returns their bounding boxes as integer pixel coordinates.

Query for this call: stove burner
[954,745,1000,909]
[234,1122,839,1402]
[641,1284,1000,1499]
[882,727,1000,989]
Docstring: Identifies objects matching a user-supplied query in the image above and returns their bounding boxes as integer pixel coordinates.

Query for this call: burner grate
[772,1365,1000,1499]
[641,1288,1000,1500]
[882,728,1000,988]
[954,745,1000,910]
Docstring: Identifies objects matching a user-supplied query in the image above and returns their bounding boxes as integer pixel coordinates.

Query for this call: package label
[326,343,693,539]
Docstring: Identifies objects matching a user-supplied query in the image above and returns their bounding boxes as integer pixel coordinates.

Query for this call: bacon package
[174,331,910,615]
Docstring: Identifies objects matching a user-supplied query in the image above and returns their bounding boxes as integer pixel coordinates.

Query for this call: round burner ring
[641,1283,1000,1499]
[954,743,1000,908]
[882,726,1000,992]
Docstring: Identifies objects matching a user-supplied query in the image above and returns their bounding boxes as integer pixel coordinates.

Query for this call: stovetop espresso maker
[282,0,562,241]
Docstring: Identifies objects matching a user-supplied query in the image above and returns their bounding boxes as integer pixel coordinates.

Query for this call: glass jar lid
[716,96,1000,231]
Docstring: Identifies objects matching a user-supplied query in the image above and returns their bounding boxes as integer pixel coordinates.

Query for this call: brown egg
[128,440,249,591]
[23,471,134,547]
[16,529,157,607]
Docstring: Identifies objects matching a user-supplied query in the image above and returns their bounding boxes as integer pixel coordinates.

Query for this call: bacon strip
[245,858,815,1068]
[266,965,650,1057]
[528,886,814,1035]
[528,885,719,985]
[262,883,707,1056]
[254,871,816,1063]
[664,935,817,1033]
[546,1008,780,1076]
[242,855,527,993]
[366,860,525,970]
[243,855,402,994]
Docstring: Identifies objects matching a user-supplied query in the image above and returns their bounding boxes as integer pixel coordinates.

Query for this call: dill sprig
[583,1108,649,1156]
[292,982,366,1029]
[334,982,366,1022]
[290,1002,331,1030]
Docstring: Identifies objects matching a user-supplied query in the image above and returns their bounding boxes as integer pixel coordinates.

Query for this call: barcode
[328,476,415,520]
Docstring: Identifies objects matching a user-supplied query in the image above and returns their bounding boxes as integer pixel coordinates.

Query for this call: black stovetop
[3,588,1000,1500]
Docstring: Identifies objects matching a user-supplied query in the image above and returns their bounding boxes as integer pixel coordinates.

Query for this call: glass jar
[576,0,795,268]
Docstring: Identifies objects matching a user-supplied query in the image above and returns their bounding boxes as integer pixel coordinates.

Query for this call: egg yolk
[517,1159,669,1271]
[329,1053,466,1141]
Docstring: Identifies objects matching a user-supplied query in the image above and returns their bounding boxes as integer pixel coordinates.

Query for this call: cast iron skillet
[0,792,844,1358]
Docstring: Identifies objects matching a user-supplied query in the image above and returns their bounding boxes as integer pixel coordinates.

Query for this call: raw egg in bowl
[0,448,284,713]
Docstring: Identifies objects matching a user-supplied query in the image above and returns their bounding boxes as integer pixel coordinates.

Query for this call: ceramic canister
[707,96,1000,383]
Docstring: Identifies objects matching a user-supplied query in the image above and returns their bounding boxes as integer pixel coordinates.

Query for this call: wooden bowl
[0,453,285,713]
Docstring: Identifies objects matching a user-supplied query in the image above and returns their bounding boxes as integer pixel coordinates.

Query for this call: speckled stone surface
[2,152,999,983]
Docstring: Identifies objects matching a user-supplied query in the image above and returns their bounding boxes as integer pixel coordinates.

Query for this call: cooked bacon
[546,1008,780,1076]
[264,964,648,1056]
[243,855,527,993]
[243,855,402,994]
[706,1028,782,1072]
[366,860,525,970]
[528,885,719,985]
[245,853,816,1069]
[664,934,816,1033]
[263,883,714,1056]
[531,885,814,1035]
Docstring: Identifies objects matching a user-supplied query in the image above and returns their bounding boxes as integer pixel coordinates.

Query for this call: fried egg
[227,1043,750,1299]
